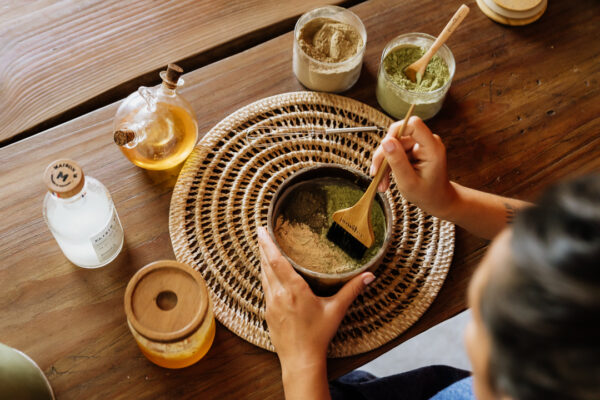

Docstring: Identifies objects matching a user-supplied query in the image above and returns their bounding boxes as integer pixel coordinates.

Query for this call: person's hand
[257,227,374,371]
[371,116,457,219]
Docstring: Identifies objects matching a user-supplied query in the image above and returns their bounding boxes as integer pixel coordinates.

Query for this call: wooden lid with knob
[43,159,85,198]
[124,260,209,342]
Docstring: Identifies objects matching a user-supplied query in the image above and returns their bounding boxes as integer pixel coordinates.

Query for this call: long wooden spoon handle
[422,4,470,62]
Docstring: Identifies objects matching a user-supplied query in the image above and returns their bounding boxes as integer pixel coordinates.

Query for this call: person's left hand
[257,227,375,371]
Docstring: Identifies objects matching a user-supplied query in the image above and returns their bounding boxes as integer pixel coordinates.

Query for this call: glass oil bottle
[113,64,198,170]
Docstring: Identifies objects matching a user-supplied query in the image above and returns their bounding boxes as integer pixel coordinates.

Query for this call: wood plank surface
[0,0,350,144]
[1,0,599,398]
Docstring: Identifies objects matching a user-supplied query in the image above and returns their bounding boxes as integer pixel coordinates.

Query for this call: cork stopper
[159,64,183,89]
[124,260,209,342]
[114,129,136,146]
[43,159,85,198]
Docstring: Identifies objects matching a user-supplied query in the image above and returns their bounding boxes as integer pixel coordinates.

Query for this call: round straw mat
[169,92,454,357]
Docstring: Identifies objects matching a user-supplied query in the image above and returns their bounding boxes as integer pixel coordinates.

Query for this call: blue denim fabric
[430,377,474,399]
[329,365,472,400]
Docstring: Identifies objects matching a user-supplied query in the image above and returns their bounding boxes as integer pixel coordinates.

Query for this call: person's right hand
[371,116,457,219]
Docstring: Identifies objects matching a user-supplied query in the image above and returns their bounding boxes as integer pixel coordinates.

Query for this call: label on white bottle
[90,208,123,263]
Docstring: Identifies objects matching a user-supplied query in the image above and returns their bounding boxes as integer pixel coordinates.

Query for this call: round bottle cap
[43,159,85,198]
[124,260,209,342]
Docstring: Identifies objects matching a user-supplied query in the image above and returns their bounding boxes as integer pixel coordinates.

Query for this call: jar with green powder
[376,33,455,120]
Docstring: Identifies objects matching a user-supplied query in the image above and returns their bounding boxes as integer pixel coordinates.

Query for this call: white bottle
[43,159,124,268]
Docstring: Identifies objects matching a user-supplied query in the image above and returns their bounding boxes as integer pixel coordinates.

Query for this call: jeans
[330,365,472,400]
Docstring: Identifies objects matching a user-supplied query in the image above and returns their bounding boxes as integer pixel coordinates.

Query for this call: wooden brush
[327,104,415,259]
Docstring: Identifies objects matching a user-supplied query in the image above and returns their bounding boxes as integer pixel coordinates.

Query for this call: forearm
[441,182,531,240]
[281,359,331,400]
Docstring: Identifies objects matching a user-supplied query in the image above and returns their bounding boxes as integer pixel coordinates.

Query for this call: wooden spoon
[404,4,470,84]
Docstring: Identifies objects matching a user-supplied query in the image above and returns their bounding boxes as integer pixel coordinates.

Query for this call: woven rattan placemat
[169,92,454,357]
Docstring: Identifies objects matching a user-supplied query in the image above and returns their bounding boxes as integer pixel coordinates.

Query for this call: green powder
[324,183,385,265]
[278,179,386,272]
[383,45,450,92]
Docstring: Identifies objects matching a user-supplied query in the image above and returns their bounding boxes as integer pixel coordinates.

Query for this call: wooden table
[1,0,598,398]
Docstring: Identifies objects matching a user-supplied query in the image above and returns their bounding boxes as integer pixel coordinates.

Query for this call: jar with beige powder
[293,6,366,93]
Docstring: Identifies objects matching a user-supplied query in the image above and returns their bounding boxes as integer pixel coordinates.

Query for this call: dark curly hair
[480,174,600,400]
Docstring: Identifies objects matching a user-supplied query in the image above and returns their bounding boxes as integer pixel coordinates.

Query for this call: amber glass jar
[124,260,215,369]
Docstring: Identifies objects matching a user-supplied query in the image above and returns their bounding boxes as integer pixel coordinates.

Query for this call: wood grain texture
[0,0,347,143]
[0,0,599,398]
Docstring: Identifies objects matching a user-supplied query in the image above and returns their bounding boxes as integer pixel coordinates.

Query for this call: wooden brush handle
[334,104,416,248]
[370,104,416,190]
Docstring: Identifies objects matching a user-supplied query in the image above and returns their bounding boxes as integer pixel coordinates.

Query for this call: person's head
[465,174,600,400]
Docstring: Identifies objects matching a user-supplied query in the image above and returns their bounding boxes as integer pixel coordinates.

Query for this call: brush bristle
[326,222,368,260]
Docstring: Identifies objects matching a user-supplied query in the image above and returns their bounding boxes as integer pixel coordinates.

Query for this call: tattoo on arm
[504,202,516,224]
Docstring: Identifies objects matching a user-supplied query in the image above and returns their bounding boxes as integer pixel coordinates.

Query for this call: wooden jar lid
[477,0,546,26]
[43,159,85,198]
[124,260,209,342]
[494,0,542,12]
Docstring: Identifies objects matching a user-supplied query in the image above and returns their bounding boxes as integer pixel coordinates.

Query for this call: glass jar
[113,64,199,170]
[124,260,216,369]
[293,6,366,93]
[43,159,124,268]
[376,33,456,120]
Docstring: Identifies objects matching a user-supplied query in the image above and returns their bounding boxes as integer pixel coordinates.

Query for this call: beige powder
[274,216,358,274]
[298,18,363,63]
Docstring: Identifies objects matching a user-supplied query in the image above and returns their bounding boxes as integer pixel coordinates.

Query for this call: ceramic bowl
[267,164,392,295]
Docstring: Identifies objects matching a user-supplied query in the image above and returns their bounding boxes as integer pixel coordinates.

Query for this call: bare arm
[371,117,531,240]
[442,183,530,239]
[281,360,330,400]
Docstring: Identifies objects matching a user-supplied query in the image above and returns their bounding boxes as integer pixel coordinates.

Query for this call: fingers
[381,137,418,187]
[370,144,387,177]
[257,226,281,262]
[370,153,390,192]
[332,272,375,315]
[374,117,445,189]
[378,173,390,193]
[257,226,300,283]
[406,117,439,149]
[372,119,415,176]
[387,119,413,140]
[259,245,274,296]
[371,120,418,192]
